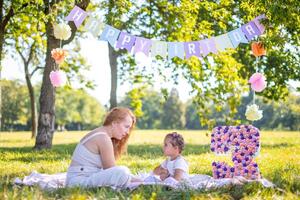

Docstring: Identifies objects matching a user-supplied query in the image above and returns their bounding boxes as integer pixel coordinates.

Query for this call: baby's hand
[159,169,169,181]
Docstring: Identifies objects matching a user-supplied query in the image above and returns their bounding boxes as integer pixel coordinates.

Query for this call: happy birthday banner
[66,6,266,60]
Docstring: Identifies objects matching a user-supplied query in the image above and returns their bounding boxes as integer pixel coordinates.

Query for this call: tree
[1,79,29,130]
[185,100,202,130]
[55,88,105,131]
[161,88,185,129]
[34,0,90,150]
[13,21,45,138]
[0,0,32,130]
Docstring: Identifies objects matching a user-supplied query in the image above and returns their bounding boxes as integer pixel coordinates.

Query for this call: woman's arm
[98,135,116,169]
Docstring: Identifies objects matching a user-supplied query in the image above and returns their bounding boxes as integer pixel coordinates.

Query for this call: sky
[2,35,192,107]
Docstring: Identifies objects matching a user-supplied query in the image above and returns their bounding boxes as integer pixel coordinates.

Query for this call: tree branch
[16,46,26,64]
[0,0,4,21]
[31,66,44,77]
[2,6,14,30]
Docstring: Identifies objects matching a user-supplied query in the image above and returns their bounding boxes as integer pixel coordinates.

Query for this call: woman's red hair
[103,107,136,160]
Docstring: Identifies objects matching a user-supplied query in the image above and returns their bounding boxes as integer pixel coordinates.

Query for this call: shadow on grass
[261,142,295,149]
[0,142,296,163]
[127,144,211,158]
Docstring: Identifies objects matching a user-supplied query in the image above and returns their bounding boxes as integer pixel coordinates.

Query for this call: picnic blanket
[14,171,275,190]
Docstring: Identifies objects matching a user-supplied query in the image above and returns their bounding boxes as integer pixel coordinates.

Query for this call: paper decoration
[49,70,67,87]
[51,48,68,64]
[228,28,249,48]
[241,21,261,41]
[100,25,121,47]
[116,32,136,51]
[151,41,168,58]
[199,39,218,57]
[253,14,266,34]
[248,72,267,92]
[245,104,263,121]
[53,23,71,41]
[65,6,266,61]
[65,5,88,28]
[134,37,152,56]
[168,42,185,60]
[184,41,201,59]
[211,125,261,180]
[214,34,234,51]
[251,42,266,57]
[84,17,105,37]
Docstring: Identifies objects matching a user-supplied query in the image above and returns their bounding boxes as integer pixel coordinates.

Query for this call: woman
[66,107,137,188]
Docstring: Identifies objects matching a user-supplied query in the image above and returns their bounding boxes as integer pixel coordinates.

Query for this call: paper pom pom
[53,23,71,40]
[49,70,67,87]
[251,42,266,57]
[51,48,68,64]
[248,73,267,92]
[245,104,263,121]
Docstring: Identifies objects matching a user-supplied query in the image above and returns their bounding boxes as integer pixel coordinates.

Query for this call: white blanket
[14,171,275,190]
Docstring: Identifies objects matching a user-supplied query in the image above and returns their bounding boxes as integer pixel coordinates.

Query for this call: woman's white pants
[66,165,131,188]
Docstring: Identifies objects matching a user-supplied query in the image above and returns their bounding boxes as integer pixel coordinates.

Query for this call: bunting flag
[134,37,152,56]
[84,17,105,37]
[116,32,136,52]
[99,25,120,47]
[241,21,261,41]
[168,42,184,60]
[253,14,266,34]
[66,6,267,61]
[184,41,201,59]
[214,34,234,52]
[151,41,168,58]
[199,39,218,57]
[228,28,249,48]
[65,6,88,28]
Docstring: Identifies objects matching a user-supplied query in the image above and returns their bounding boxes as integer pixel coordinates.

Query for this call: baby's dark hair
[164,132,185,153]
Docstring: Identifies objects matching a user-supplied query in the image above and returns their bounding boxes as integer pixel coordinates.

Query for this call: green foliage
[161,88,185,129]
[100,0,300,127]
[0,79,30,130]
[0,130,299,199]
[55,87,106,130]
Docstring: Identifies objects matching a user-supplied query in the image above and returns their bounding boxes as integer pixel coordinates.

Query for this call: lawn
[0,130,299,199]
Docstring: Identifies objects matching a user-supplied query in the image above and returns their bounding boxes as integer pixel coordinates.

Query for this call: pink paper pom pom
[49,70,67,87]
[248,73,267,92]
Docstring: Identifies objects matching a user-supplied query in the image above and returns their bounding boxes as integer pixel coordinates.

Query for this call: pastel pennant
[134,37,152,56]
[214,33,234,51]
[242,21,261,41]
[168,42,184,60]
[199,39,218,57]
[184,41,201,59]
[116,32,136,52]
[99,25,121,47]
[228,28,249,48]
[151,41,167,58]
[65,6,88,28]
[84,16,105,37]
[253,14,266,34]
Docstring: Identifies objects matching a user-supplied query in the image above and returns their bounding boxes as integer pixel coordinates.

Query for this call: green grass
[0,130,299,199]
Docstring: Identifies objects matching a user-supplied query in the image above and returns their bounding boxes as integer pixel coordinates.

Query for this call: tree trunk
[109,45,118,110]
[0,29,3,131]
[24,68,37,138]
[34,23,58,149]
